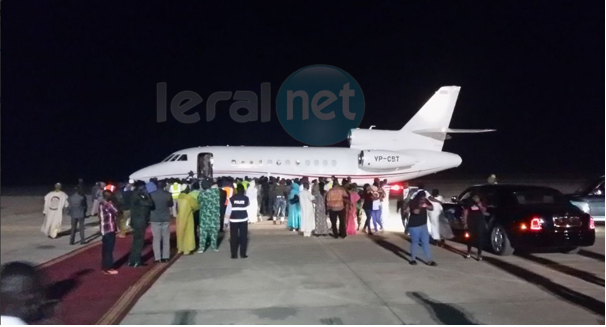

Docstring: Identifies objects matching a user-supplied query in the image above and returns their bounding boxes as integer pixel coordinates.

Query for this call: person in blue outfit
[287,181,301,231]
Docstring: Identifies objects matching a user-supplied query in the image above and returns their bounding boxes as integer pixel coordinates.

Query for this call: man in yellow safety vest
[170,180,181,217]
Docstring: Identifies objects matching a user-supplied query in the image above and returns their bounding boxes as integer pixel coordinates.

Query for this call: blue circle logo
[276,65,365,146]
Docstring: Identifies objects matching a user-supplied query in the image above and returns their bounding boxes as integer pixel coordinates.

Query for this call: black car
[444,184,596,256]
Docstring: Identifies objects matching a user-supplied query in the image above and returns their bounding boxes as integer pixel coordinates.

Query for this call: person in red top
[99,190,119,275]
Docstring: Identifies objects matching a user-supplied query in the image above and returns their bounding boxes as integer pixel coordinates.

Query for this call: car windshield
[512,189,565,205]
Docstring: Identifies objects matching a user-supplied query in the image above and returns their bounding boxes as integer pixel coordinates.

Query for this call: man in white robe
[380,181,390,224]
[427,189,444,243]
[41,183,69,238]
[246,180,259,223]
[299,183,315,237]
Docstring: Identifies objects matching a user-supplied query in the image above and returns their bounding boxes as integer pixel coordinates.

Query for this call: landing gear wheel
[490,224,514,256]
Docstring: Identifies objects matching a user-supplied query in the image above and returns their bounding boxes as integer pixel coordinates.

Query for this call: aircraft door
[197,153,214,180]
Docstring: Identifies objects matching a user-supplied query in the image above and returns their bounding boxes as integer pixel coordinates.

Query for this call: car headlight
[570,201,590,213]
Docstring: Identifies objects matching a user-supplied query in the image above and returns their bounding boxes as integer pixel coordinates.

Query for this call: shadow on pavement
[578,249,605,262]
[440,242,469,258]
[517,253,604,287]
[84,232,101,244]
[370,235,412,263]
[407,291,479,325]
[484,256,605,317]
[172,309,197,324]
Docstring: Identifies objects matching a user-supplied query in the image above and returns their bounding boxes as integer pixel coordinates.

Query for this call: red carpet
[38,227,179,325]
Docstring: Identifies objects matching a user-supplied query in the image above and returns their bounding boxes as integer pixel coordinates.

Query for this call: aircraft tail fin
[400,86,461,134]
[398,86,494,151]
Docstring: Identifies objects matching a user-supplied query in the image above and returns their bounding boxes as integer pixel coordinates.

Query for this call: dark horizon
[3,1,604,186]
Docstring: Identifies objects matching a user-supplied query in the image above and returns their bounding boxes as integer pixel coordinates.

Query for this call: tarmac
[121,222,605,325]
[1,196,101,265]
[1,179,604,325]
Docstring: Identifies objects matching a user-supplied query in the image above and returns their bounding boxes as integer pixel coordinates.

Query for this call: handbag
[289,195,299,205]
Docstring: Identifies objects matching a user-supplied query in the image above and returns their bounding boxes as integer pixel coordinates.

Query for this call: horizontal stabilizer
[413,128,496,134]
[412,128,495,142]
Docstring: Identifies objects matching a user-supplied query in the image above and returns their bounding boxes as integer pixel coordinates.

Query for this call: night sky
[3,1,604,186]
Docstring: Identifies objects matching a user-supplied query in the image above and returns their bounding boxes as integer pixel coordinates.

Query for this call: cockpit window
[170,155,181,162]
[178,154,188,161]
[163,154,176,162]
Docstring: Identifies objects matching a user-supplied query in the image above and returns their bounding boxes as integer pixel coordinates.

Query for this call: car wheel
[490,224,514,256]
[561,247,580,254]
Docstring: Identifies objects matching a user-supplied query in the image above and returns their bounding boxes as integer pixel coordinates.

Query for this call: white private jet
[130,86,494,184]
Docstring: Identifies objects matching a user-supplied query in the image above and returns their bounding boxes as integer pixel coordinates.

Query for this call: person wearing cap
[99,189,120,274]
[104,183,117,193]
[41,183,69,239]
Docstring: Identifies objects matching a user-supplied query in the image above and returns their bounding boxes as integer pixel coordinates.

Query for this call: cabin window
[285,160,290,166]
[178,155,188,161]
[331,160,337,166]
[314,160,319,166]
[296,160,301,166]
[250,160,254,165]
[241,160,246,165]
[305,160,310,166]
[276,160,282,166]
[259,160,263,165]
[323,160,328,166]
[231,160,237,165]
[268,160,273,165]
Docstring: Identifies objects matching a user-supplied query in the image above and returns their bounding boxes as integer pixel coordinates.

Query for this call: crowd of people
[40,174,499,275]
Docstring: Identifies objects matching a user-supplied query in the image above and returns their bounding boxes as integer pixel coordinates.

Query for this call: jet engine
[358,150,416,170]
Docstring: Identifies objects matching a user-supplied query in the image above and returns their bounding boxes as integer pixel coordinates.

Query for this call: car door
[588,180,605,219]
[445,188,474,230]
[475,187,502,229]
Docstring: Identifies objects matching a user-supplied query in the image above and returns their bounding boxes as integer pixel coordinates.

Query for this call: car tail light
[464,232,470,238]
[520,223,528,231]
[390,184,402,191]
[589,216,595,230]
[530,217,542,231]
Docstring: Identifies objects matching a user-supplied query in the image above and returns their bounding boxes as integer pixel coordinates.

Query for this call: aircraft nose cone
[130,167,151,182]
